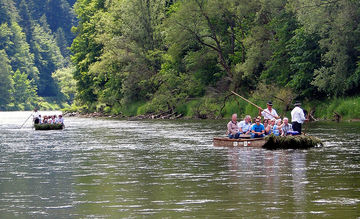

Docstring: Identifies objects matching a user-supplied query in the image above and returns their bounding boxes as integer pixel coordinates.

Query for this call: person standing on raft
[291,101,306,134]
[259,101,280,120]
[33,108,40,124]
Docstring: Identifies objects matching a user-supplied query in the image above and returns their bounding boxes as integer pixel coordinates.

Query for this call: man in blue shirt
[251,118,265,138]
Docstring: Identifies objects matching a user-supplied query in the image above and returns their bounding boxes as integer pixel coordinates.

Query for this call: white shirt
[58,117,64,124]
[33,112,40,121]
[261,108,278,120]
[237,120,251,133]
[291,106,305,124]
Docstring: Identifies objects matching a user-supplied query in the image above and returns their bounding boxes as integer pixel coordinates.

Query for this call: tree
[0,50,13,109]
[52,66,77,103]
[31,15,64,96]
[291,0,360,96]
[10,69,38,110]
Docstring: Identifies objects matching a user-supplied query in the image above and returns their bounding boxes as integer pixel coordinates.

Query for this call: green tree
[10,69,38,110]
[31,15,64,96]
[71,0,106,107]
[52,66,77,103]
[291,0,360,96]
[0,50,13,109]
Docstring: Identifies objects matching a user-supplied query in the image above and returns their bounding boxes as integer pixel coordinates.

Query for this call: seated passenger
[238,115,252,135]
[265,119,275,135]
[48,116,53,124]
[262,119,269,135]
[52,115,57,123]
[281,117,293,136]
[273,119,282,136]
[57,115,64,124]
[227,114,241,139]
[43,116,48,124]
[251,118,265,138]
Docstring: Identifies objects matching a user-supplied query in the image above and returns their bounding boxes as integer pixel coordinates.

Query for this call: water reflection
[0,112,359,218]
[226,147,309,216]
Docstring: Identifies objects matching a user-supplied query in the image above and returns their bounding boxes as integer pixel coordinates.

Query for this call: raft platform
[213,134,323,149]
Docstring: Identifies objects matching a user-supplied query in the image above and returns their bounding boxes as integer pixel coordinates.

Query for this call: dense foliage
[0,0,76,110]
[70,0,360,117]
[1,0,359,118]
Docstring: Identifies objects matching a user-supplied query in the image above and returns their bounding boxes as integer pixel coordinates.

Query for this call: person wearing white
[33,109,40,124]
[261,101,279,120]
[291,101,306,133]
[57,115,64,124]
[238,115,252,134]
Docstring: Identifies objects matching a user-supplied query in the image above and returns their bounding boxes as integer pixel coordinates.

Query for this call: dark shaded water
[0,112,359,218]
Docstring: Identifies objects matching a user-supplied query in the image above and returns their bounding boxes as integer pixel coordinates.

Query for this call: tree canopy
[70,0,360,116]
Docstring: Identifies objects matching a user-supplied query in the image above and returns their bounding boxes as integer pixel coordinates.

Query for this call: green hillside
[0,0,75,110]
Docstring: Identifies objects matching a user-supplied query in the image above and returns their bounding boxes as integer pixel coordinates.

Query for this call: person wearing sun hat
[260,101,279,120]
[291,101,306,134]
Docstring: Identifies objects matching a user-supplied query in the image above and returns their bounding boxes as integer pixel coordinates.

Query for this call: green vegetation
[264,134,323,150]
[69,0,360,119]
[312,97,360,120]
[34,123,64,130]
[0,0,359,120]
[0,0,76,110]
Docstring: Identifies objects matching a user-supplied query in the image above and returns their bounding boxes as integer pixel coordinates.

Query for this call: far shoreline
[62,111,360,123]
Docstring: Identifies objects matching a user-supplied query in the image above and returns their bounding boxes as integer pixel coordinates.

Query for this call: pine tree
[0,50,13,109]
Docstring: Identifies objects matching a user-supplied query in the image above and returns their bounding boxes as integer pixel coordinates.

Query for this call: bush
[313,97,360,120]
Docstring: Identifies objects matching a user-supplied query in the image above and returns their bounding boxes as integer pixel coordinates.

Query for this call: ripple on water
[0,114,359,218]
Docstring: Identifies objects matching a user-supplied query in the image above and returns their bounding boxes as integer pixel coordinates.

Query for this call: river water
[0,111,359,218]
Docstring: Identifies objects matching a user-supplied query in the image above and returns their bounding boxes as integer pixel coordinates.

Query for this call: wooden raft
[213,137,266,147]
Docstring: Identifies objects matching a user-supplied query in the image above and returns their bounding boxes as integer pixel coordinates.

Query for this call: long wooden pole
[20,113,33,129]
[231,91,263,110]
[303,112,310,135]
[231,91,279,119]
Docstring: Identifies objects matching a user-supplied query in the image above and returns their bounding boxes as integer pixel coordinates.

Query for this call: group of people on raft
[33,109,64,125]
[227,101,307,139]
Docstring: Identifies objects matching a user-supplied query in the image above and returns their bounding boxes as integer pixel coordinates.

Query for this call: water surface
[0,111,359,218]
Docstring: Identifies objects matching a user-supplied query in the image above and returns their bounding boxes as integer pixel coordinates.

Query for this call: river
[0,111,359,218]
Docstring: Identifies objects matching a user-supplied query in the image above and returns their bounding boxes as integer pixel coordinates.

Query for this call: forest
[0,0,76,110]
[1,0,360,119]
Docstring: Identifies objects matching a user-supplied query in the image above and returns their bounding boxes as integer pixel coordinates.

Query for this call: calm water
[0,111,359,218]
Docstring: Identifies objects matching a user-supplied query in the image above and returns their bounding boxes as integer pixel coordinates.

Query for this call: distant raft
[213,134,323,149]
[34,123,64,130]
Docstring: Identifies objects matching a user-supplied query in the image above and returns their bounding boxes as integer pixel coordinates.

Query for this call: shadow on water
[0,113,359,218]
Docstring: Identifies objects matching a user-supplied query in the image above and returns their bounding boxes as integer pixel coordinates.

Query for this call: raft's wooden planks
[213,137,265,147]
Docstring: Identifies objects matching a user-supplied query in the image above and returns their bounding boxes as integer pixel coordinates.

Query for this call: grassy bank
[310,97,360,120]
[63,95,360,121]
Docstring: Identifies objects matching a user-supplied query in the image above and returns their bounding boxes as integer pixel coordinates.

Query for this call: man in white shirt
[291,101,306,134]
[261,101,279,120]
[238,115,252,134]
[33,108,40,124]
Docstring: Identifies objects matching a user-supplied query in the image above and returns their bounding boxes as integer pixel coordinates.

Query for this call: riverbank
[63,96,360,122]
